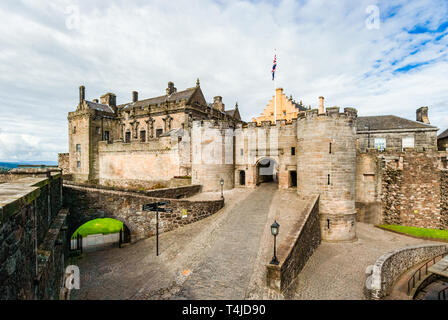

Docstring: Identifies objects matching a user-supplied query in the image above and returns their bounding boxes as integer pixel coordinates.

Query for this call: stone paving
[293,223,438,300]
[69,183,440,300]
[71,184,278,300]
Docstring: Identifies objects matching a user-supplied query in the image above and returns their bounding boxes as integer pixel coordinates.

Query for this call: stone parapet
[266,195,321,292]
[365,244,448,299]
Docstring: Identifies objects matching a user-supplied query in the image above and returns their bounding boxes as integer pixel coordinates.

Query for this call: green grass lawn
[72,218,123,239]
[377,224,448,241]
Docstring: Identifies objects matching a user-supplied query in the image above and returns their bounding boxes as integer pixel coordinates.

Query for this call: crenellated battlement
[297,106,358,120]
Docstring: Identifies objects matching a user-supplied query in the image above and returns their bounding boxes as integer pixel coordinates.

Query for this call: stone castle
[60,80,448,243]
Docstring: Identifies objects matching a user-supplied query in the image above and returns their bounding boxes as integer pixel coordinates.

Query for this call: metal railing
[438,286,448,300]
[407,252,448,296]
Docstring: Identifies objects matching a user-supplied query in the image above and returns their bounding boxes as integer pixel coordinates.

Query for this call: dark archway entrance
[239,170,246,185]
[290,170,297,187]
[256,158,278,185]
[69,218,132,253]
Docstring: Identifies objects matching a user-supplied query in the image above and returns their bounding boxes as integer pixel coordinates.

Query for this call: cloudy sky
[0,0,447,162]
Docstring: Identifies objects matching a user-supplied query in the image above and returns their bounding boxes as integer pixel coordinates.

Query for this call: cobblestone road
[71,183,276,300]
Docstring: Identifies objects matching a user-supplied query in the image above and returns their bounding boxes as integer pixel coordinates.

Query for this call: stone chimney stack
[79,86,85,103]
[318,96,325,114]
[166,81,177,95]
[416,106,430,124]
[132,91,138,103]
[213,96,225,112]
[100,93,116,107]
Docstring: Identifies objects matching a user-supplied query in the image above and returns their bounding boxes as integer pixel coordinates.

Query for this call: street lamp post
[270,220,280,265]
[220,178,224,200]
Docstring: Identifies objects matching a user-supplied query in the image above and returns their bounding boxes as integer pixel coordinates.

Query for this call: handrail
[407,251,448,296]
[438,286,448,300]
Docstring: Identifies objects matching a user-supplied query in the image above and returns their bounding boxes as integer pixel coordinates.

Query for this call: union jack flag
[272,54,277,80]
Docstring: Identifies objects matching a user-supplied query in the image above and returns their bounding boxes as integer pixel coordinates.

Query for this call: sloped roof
[438,128,448,140]
[225,109,237,117]
[356,115,437,131]
[119,87,197,109]
[86,101,115,113]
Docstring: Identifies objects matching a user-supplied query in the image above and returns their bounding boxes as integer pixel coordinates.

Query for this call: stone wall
[58,153,69,175]
[381,151,445,228]
[266,195,321,292]
[0,171,66,300]
[357,129,437,152]
[64,180,201,199]
[365,244,448,299]
[63,184,224,242]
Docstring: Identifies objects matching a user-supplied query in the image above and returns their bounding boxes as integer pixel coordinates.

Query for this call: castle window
[374,138,386,151]
[283,111,286,116]
[156,129,163,137]
[240,148,244,156]
[96,127,101,135]
[125,131,131,143]
[291,147,296,156]
[104,131,110,141]
[73,126,76,134]
[329,143,332,154]
[328,174,331,185]
[140,130,146,142]
[76,144,81,152]
[76,161,81,168]
[402,136,414,150]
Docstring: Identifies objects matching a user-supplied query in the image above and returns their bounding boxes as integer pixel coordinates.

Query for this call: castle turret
[191,120,235,191]
[296,106,358,242]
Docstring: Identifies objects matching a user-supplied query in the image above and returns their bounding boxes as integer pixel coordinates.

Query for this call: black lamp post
[220,178,224,200]
[270,220,280,265]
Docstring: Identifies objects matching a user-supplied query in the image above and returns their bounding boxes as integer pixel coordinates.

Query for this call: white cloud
[0,0,447,161]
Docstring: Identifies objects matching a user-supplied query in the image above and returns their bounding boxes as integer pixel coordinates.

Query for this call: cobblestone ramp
[173,183,276,299]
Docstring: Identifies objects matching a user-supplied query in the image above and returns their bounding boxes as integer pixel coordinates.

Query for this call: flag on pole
[272,54,277,81]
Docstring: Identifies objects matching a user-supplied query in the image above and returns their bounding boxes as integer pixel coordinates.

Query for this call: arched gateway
[256,157,278,185]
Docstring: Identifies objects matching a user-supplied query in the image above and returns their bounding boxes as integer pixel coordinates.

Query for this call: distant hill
[0,161,58,171]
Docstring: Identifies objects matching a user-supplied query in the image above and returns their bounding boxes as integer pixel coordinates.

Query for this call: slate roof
[438,128,448,140]
[119,87,197,109]
[86,101,115,113]
[225,109,237,117]
[356,115,437,132]
[294,102,307,112]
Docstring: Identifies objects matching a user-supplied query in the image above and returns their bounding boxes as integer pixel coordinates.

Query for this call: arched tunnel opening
[70,218,131,253]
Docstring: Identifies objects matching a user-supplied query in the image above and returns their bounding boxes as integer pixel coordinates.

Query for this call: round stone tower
[296,106,357,242]
[191,120,235,192]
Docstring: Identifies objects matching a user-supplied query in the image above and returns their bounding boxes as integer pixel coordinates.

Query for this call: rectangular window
[104,131,110,141]
[140,130,146,142]
[402,136,415,149]
[291,147,296,156]
[328,174,331,185]
[125,131,131,143]
[73,126,76,134]
[156,129,163,137]
[240,148,244,156]
[374,138,386,151]
[76,161,81,168]
[329,143,332,154]
[96,127,101,135]
[76,144,81,152]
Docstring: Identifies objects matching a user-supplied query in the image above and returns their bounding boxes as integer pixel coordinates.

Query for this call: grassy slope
[378,224,448,241]
[72,218,123,238]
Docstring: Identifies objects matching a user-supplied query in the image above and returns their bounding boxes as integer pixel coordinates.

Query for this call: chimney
[100,93,117,107]
[166,81,177,95]
[132,91,138,103]
[213,96,225,112]
[318,96,325,114]
[79,85,85,103]
[416,106,430,124]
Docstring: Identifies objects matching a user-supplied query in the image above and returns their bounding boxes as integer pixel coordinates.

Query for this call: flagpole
[274,49,277,123]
